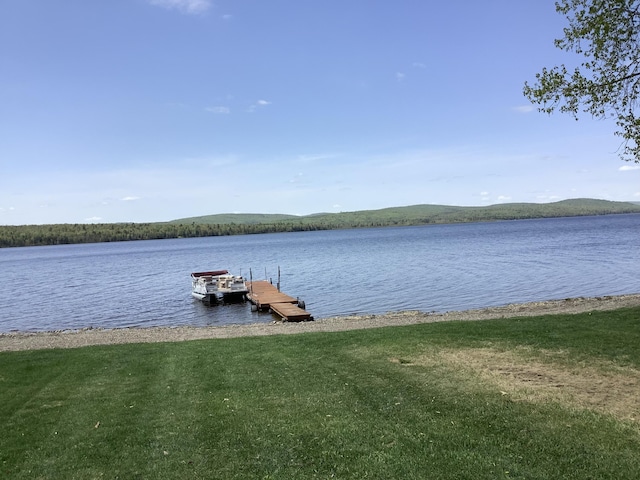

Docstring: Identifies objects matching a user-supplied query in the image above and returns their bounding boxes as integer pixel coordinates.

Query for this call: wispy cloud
[180,154,238,168]
[147,0,212,15]
[619,164,640,171]
[289,173,305,184]
[513,105,534,113]
[248,99,272,112]
[122,196,141,202]
[222,14,233,21]
[478,191,491,203]
[412,62,426,68]
[536,194,562,202]
[297,153,341,163]
[206,106,231,114]
[396,72,406,82]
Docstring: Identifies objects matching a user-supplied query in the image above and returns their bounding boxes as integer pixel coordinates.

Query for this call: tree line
[2,199,640,248]
[0,222,318,248]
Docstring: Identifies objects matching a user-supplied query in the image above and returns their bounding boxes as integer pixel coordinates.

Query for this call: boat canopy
[191,270,229,278]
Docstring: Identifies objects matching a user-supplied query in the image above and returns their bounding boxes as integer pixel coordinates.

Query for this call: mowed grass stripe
[1,308,639,479]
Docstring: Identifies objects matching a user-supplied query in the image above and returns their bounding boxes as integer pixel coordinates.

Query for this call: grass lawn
[1,307,639,479]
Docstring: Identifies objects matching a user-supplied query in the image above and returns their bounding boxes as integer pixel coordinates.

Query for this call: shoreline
[2,293,640,352]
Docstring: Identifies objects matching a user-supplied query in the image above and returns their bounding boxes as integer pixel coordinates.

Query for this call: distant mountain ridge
[2,199,640,248]
[168,213,299,225]
[169,198,640,225]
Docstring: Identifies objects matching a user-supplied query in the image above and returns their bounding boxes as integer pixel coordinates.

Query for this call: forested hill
[2,199,640,248]
[170,198,640,226]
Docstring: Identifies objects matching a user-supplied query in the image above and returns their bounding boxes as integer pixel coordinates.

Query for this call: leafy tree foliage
[523,0,640,162]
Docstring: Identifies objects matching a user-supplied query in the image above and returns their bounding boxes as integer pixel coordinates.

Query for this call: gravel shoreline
[2,294,639,352]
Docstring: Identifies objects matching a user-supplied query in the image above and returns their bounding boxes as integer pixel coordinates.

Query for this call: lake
[1,214,639,333]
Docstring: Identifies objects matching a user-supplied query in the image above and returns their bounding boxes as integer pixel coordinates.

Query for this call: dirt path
[2,294,639,352]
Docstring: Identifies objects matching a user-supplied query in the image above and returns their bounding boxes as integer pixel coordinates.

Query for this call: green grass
[2,308,640,479]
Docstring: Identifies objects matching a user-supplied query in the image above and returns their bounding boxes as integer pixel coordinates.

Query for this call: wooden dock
[246,281,313,322]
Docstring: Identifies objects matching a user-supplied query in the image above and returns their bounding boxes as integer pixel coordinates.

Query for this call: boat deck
[246,281,313,322]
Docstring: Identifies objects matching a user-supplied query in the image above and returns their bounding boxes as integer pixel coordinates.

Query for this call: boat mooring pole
[277,266,281,292]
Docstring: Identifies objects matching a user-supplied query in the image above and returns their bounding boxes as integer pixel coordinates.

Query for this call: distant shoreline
[2,293,639,352]
[2,199,640,248]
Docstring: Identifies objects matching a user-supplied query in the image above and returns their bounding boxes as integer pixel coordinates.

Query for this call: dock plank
[247,281,297,308]
[246,281,312,321]
[270,302,312,322]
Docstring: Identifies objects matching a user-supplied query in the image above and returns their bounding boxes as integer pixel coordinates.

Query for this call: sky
[1,0,639,225]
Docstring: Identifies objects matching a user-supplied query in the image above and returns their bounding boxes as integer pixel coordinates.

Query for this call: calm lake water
[1,214,639,333]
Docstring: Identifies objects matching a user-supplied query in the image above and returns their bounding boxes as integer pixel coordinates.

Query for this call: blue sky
[1,0,639,225]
